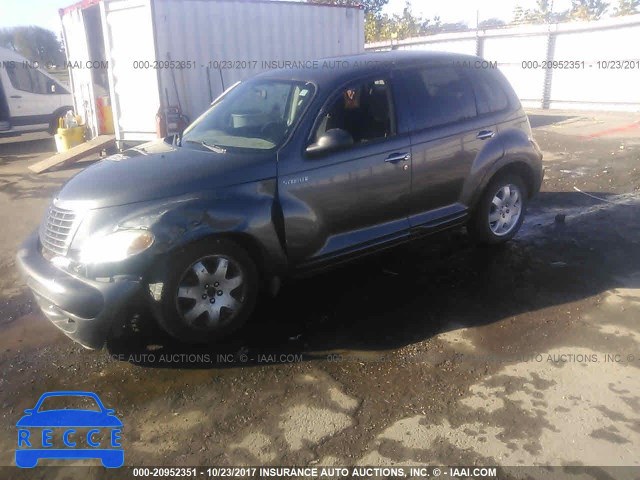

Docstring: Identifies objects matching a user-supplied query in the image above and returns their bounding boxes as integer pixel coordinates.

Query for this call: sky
[0,0,63,33]
[0,0,577,33]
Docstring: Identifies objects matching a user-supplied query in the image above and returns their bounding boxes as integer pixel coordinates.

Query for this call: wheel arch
[148,231,274,287]
[470,158,539,211]
[491,161,537,198]
[120,190,287,287]
[205,232,269,283]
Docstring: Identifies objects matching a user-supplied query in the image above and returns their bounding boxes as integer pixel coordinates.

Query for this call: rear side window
[399,66,476,131]
[6,64,33,92]
[472,69,509,115]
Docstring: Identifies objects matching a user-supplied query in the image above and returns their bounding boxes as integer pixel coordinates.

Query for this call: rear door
[279,75,412,266]
[396,65,489,229]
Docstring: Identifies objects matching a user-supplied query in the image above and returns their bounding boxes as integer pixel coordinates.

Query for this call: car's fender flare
[137,193,288,283]
[464,127,542,209]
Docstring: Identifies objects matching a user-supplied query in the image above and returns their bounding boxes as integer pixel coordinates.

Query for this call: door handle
[477,130,495,140]
[385,152,411,163]
[10,95,22,99]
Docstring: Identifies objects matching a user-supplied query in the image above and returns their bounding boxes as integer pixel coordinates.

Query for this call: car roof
[255,50,482,87]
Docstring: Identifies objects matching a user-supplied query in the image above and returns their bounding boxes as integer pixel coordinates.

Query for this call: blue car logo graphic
[16,391,123,468]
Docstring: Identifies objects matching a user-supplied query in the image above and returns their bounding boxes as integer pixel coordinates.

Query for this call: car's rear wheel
[154,238,259,344]
[468,173,528,244]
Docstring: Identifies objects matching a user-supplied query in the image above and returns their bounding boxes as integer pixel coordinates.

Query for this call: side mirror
[305,128,354,156]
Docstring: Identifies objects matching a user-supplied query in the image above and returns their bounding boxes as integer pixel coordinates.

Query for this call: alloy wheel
[175,255,245,329]
[488,183,523,236]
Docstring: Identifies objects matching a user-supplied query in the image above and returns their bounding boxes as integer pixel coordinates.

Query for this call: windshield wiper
[183,140,227,153]
[200,141,227,153]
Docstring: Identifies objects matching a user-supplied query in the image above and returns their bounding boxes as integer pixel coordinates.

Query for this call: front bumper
[16,232,141,349]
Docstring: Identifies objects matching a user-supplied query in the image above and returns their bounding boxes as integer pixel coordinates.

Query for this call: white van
[0,47,73,134]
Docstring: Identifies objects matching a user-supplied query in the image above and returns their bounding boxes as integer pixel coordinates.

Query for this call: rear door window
[398,66,477,131]
[471,69,509,115]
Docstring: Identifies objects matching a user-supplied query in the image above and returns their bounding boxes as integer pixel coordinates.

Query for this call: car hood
[16,410,123,427]
[56,140,277,209]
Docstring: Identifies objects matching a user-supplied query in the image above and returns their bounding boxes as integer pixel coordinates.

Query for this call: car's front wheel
[154,238,259,344]
[468,173,528,244]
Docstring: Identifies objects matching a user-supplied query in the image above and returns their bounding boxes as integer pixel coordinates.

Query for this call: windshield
[182,79,315,152]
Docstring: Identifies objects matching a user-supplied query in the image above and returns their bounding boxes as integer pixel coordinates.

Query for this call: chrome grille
[40,205,78,256]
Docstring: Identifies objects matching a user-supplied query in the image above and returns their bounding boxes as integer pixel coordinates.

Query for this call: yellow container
[101,104,115,134]
[55,126,85,152]
[97,96,115,134]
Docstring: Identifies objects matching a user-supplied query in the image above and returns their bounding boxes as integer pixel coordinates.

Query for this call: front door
[279,76,412,266]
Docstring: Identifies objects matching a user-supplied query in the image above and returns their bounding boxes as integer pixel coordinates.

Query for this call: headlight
[79,230,154,264]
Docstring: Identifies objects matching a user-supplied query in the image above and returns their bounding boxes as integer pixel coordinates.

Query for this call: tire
[467,173,528,244]
[153,238,259,344]
[47,116,58,135]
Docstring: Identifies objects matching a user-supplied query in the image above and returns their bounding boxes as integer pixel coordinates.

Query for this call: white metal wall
[366,15,640,112]
[367,31,477,55]
[399,38,476,55]
[153,0,365,125]
[551,25,640,110]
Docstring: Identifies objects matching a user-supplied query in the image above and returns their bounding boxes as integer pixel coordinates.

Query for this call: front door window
[314,79,395,145]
